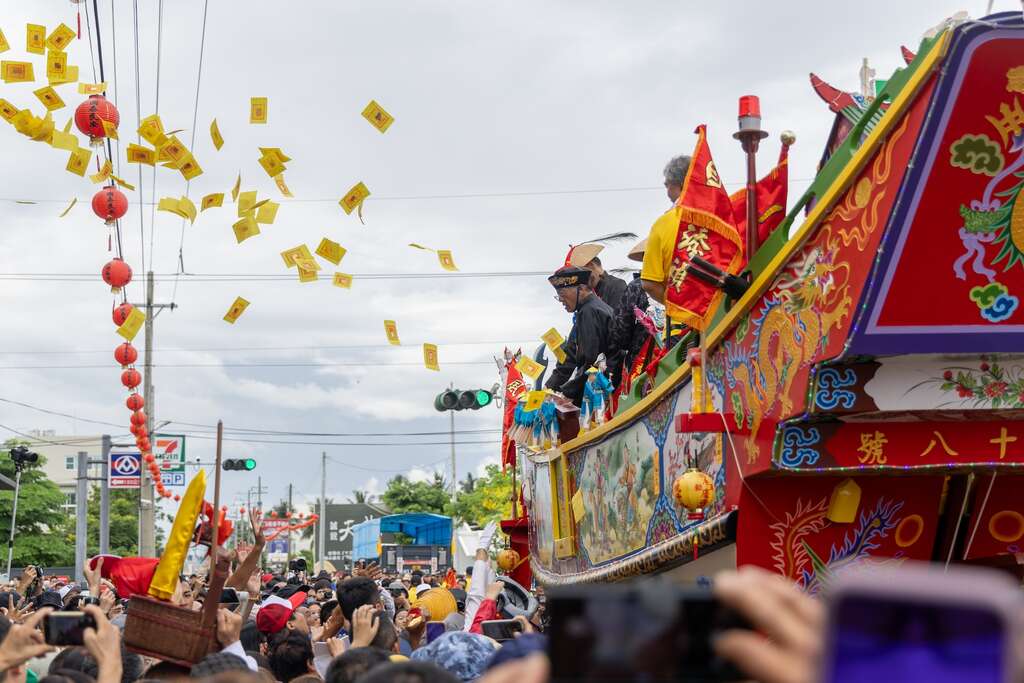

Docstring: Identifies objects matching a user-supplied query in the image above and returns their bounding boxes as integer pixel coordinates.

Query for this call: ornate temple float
[501,11,1024,587]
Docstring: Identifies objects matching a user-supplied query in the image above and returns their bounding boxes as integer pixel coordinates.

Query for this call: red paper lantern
[121,368,141,389]
[129,410,147,426]
[143,453,155,463]
[75,94,120,146]
[285,512,292,519]
[239,507,246,514]
[174,494,181,502]
[102,258,132,294]
[130,423,145,437]
[114,343,138,367]
[92,185,128,225]
[136,437,151,452]
[269,511,278,518]
[113,303,134,326]
[126,393,144,411]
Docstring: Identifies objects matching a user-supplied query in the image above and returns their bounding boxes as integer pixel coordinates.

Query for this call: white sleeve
[221,639,258,672]
[462,556,493,631]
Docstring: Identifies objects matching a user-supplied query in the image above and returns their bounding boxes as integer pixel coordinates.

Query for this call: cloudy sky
[0,0,1002,517]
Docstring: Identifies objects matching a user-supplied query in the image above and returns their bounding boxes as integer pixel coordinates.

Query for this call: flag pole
[733,96,769,261]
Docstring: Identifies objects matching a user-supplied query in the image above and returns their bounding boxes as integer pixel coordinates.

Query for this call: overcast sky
[0,1,1004,517]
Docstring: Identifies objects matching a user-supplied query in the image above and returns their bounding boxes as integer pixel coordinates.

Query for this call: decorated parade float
[500,11,1024,587]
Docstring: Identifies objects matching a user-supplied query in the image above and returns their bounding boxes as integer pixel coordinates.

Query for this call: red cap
[256,591,307,634]
[738,95,761,118]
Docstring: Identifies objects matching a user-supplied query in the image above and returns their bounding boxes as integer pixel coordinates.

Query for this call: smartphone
[481,619,523,642]
[425,621,446,644]
[820,563,1024,683]
[548,581,749,682]
[44,611,96,646]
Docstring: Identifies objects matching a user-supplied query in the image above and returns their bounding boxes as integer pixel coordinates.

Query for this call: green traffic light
[475,390,492,407]
[244,458,256,470]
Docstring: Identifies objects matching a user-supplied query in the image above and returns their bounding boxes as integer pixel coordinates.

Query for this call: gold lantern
[672,468,715,520]
[497,548,521,572]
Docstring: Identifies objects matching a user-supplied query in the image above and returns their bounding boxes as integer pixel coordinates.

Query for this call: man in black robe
[544,266,614,406]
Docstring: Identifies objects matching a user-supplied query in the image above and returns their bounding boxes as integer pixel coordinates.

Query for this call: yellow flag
[210,118,223,150]
[523,390,545,412]
[0,29,9,53]
[423,343,440,371]
[0,100,17,121]
[138,114,165,146]
[66,147,91,176]
[332,272,353,289]
[49,129,77,151]
[361,100,394,133]
[46,50,66,80]
[1,61,34,83]
[437,250,458,272]
[46,24,75,52]
[231,174,241,202]
[89,159,113,184]
[178,155,203,181]
[101,119,118,140]
[281,245,314,268]
[58,197,77,218]
[237,190,257,216]
[201,193,224,211]
[258,152,284,178]
[33,86,64,111]
[223,297,249,324]
[178,196,197,224]
[515,356,544,380]
[384,320,401,345]
[126,143,155,165]
[274,173,293,198]
[78,82,106,95]
[339,182,370,215]
[116,306,146,341]
[255,200,279,224]
[232,215,260,243]
[26,24,45,55]
[249,97,267,124]
[315,238,345,265]
[48,64,77,86]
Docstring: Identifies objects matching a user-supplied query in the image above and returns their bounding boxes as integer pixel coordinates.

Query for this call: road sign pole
[75,451,88,583]
[99,435,111,556]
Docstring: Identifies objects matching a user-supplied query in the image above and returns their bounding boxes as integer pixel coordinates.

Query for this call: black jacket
[594,272,627,311]
[608,274,651,388]
[545,294,614,404]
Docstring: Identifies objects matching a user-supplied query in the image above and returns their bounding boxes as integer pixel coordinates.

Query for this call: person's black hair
[369,612,397,653]
[240,620,266,653]
[41,671,96,683]
[357,662,459,683]
[410,571,423,581]
[143,660,192,681]
[323,648,391,683]
[335,577,379,622]
[320,598,339,623]
[51,644,144,683]
[591,256,602,266]
[245,652,270,671]
[464,566,472,577]
[268,630,313,683]
[190,652,248,679]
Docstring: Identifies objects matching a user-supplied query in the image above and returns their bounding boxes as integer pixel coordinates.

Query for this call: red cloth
[469,598,499,634]
[91,555,160,598]
[500,357,528,470]
[664,125,744,331]
[730,142,790,245]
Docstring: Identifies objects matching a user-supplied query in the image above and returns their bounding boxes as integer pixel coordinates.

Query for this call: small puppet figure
[582,354,614,428]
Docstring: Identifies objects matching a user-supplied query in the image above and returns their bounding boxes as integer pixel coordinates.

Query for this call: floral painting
[914,358,1024,409]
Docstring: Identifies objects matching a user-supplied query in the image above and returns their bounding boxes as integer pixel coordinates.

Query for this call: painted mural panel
[522,455,555,569]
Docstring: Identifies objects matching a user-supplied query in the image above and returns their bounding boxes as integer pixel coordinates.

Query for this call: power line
[0,270,550,282]
[132,0,147,273]
[148,0,165,266]
[0,338,531,355]
[0,360,495,369]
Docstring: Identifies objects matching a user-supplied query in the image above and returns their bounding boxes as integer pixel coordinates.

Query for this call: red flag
[90,555,160,598]
[730,142,790,244]
[664,125,744,331]
[500,352,528,470]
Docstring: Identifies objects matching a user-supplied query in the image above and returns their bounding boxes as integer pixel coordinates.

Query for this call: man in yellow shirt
[641,155,690,304]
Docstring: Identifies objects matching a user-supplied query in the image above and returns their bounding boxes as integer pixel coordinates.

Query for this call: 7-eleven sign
[153,434,186,472]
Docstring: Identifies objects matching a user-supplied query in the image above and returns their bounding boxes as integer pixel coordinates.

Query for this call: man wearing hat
[545,265,614,406]
[565,241,628,310]
[256,585,309,635]
[608,237,652,390]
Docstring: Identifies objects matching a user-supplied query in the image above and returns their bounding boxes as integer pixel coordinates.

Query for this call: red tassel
[693,536,699,560]
[77,10,81,39]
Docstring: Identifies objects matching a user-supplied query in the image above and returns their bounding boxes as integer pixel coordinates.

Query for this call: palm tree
[302,497,335,541]
[460,473,477,494]
[348,490,370,504]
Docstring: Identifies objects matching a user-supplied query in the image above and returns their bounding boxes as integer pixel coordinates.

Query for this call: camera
[289,558,307,573]
[9,446,38,467]
[44,611,96,646]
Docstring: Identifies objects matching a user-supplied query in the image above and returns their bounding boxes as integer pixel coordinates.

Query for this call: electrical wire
[147,0,165,267]
[0,361,496,369]
[0,338,531,355]
[0,270,550,282]
[132,0,147,274]
[325,455,450,474]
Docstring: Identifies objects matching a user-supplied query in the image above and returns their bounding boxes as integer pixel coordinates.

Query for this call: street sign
[153,434,186,485]
[161,471,186,487]
[109,451,141,488]
[261,519,291,557]
[324,504,387,563]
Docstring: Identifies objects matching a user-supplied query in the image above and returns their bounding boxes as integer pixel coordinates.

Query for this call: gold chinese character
[985,97,1024,147]
[677,224,710,259]
[989,426,1018,460]
[668,262,688,293]
[920,431,959,457]
[856,430,888,465]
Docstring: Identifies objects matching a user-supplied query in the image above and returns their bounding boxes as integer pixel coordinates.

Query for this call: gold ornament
[672,468,715,520]
[497,548,521,572]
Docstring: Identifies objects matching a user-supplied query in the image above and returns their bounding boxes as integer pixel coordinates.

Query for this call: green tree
[0,440,74,567]
[448,464,513,527]
[86,487,141,556]
[381,474,449,515]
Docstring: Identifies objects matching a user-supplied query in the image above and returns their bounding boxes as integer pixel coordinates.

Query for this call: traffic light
[434,387,495,411]
[223,458,256,471]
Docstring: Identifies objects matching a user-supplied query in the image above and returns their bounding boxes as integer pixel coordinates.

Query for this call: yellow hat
[568,243,603,268]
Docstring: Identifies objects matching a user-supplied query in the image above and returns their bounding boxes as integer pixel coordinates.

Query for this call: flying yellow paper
[101,119,118,140]
[523,390,545,412]
[384,320,401,346]
[332,272,353,289]
[66,147,91,176]
[201,193,224,211]
[423,344,440,371]
[46,24,75,52]
[255,200,279,224]
[361,100,394,133]
[297,264,318,282]
[408,243,432,251]
[0,101,17,123]
[33,86,64,111]
[209,118,223,150]
[111,175,135,191]
[0,29,9,53]
[126,143,155,165]
[138,114,165,146]
[293,256,320,272]
[237,190,257,216]
[1,61,34,83]
[89,159,113,184]
[515,356,544,380]
[231,174,241,202]
[339,182,370,215]
[11,109,35,135]
[48,64,77,86]
[259,147,291,163]
[116,306,146,341]
[223,297,249,324]
[315,238,345,265]
[273,173,293,198]
[249,97,267,124]
[46,50,67,80]
[232,215,260,243]
[437,250,458,271]
[258,153,284,178]
[58,197,77,218]
[26,25,45,55]
[178,196,197,224]
[159,136,189,167]
[157,197,183,217]
[542,328,567,363]
[281,245,314,268]
[78,82,106,95]
[178,155,202,181]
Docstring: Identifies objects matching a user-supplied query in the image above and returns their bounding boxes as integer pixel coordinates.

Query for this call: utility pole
[449,409,456,503]
[287,483,293,566]
[134,270,176,556]
[75,452,88,582]
[319,452,326,570]
[99,435,111,555]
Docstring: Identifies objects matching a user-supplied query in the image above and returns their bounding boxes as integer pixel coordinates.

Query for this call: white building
[18,431,107,515]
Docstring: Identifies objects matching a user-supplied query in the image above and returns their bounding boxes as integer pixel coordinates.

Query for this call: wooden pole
[211,420,223,570]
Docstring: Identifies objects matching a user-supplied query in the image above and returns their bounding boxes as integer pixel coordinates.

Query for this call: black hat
[548,266,592,289]
[35,591,63,610]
